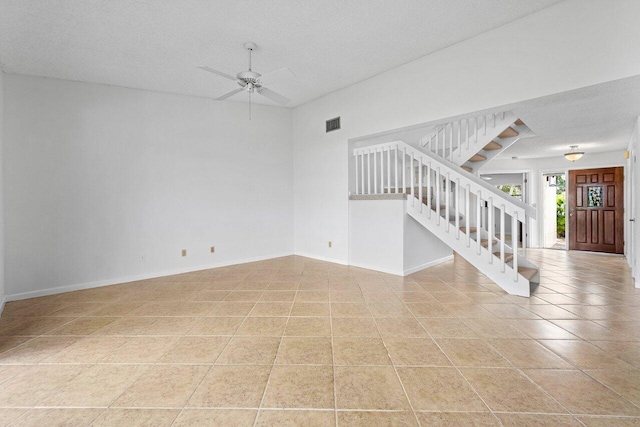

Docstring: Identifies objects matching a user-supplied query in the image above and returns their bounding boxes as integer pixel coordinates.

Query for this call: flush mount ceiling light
[564,145,584,162]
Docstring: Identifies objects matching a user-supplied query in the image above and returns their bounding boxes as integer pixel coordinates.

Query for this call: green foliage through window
[555,175,566,237]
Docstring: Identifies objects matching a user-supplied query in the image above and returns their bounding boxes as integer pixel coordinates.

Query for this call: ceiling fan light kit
[198,42,291,119]
[564,145,585,162]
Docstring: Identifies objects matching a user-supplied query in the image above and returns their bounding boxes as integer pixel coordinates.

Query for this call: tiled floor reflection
[1,250,639,425]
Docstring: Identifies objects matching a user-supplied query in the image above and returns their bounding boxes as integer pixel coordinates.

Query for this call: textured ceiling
[505,75,640,159]
[355,76,640,160]
[0,0,561,107]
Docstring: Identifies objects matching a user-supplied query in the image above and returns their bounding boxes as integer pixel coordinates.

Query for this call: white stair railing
[353,140,537,296]
[420,112,515,164]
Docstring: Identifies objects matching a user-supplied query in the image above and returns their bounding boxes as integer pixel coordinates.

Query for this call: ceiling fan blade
[216,87,244,101]
[258,87,290,105]
[258,67,295,83]
[198,66,237,81]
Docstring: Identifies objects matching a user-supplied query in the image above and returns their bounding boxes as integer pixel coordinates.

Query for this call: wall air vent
[326,117,341,133]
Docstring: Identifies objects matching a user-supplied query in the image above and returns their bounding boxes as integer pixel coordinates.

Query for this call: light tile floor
[0,250,639,426]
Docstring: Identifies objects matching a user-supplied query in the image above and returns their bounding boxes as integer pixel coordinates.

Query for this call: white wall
[293,0,640,264]
[0,70,5,313]
[404,212,452,273]
[4,75,293,299]
[349,200,404,274]
[627,118,640,286]
[348,198,452,275]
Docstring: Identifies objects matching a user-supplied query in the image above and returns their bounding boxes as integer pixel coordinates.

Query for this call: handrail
[419,111,514,164]
[352,137,537,295]
[353,140,536,220]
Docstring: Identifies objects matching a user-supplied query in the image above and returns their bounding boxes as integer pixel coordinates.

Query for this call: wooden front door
[568,167,624,253]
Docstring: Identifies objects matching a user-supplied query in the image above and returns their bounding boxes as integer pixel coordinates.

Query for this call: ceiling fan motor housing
[237,70,262,92]
[236,70,261,82]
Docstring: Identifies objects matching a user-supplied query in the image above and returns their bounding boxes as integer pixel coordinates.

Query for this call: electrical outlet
[328,241,332,248]
[181,249,187,257]
[210,246,215,253]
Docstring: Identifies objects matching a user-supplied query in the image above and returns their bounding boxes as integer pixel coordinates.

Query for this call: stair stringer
[450,112,518,167]
[453,220,540,286]
[462,122,532,172]
[406,197,533,297]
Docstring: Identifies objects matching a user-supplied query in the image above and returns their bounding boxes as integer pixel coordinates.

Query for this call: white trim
[539,170,568,250]
[0,296,6,317]
[347,262,403,276]
[348,254,454,277]
[293,252,349,266]
[403,254,454,275]
[5,252,294,302]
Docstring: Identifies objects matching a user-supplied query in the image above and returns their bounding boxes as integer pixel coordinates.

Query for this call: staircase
[352,136,539,297]
[420,112,531,174]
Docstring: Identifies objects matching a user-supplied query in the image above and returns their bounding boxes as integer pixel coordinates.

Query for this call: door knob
[631,218,636,222]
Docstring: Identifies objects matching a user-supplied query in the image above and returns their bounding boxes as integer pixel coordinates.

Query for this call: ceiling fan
[199,42,291,113]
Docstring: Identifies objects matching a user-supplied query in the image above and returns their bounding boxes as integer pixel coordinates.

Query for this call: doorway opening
[480,172,529,248]
[542,173,567,250]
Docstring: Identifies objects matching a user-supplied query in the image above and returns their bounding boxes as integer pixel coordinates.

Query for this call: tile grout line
[366,300,422,426]
[482,338,581,423]
[388,281,503,426]
[168,285,260,427]
[1,254,639,423]
[329,280,339,427]
[251,278,296,427]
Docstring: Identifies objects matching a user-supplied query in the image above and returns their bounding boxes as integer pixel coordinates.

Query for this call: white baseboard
[5,251,454,303]
[293,252,349,266]
[347,261,404,276]
[6,252,294,302]
[348,255,454,277]
[403,255,454,275]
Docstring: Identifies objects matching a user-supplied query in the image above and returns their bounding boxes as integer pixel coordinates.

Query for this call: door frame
[540,164,625,253]
[540,171,567,250]
[627,148,634,273]
[539,168,570,250]
[478,168,532,247]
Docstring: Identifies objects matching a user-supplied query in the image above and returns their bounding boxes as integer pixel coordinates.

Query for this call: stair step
[469,154,487,162]
[483,141,502,151]
[515,118,524,126]
[461,166,473,173]
[481,239,498,248]
[498,127,519,138]
[518,266,538,281]
[493,252,514,263]
[460,226,478,233]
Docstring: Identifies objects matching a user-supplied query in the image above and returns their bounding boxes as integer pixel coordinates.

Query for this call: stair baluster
[500,205,506,272]
[418,157,423,213]
[488,197,494,264]
[455,178,460,240]
[352,140,538,296]
[513,211,519,281]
